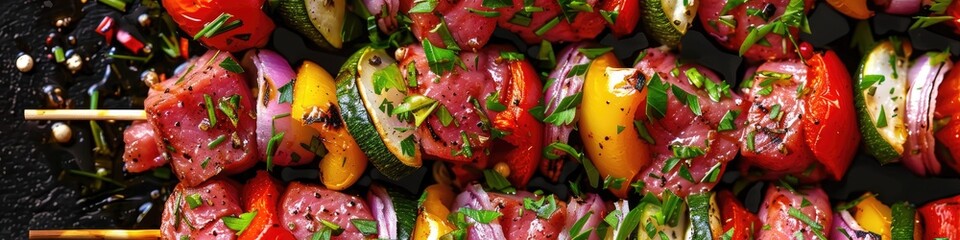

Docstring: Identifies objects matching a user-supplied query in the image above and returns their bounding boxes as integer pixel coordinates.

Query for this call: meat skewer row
[25,41,871,197]
[155,168,842,240]
[29,177,960,240]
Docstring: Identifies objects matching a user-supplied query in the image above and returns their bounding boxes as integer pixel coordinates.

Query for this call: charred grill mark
[425,123,444,144]
[260,78,273,107]
[301,103,344,129]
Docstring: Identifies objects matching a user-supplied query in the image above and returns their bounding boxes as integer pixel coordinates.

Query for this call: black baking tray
[3,0,960,238]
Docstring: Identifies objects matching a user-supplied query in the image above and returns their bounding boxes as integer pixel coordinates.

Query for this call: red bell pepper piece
[947,0,960,35]
[239,171,295,240]
[116,30,144,54]
[599,0,640,37]
[96,16,114,45]
[718,190,761,240]
[935,65,960,173]
[162,0,275,52]
[919,195,960,240]
[489,59,544,188]
[803,50,860,180]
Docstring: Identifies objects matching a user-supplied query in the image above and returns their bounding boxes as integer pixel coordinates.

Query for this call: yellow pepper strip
[413,184,456,240]
[291,61,368,190]
[826,0,873,20]
[853,192,892,240]
[578,52,651,198]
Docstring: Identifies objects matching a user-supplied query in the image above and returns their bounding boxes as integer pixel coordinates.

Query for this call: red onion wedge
[559,193,607,240]
[830,210,882,240]
[608,199,631,240]
[874,0,921,15]
[541,42,592,181]
[362,0,399,33]
[367,184,398,239]
[904,54,953,176]
[242,49,322,167]
[453,184,506,239]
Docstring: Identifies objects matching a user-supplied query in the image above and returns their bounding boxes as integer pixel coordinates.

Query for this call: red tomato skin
[600,0,640,37]
[803,50,860,180]
[936,67,960,173]
[490,59,544,188]
[239,171,296,240]
[948,0,960,35]
[718,191,762,240]
[162,0,274,52]
[919,195,960,240]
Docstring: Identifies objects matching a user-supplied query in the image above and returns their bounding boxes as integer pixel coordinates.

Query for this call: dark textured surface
[3,1,960,239]
[1,0,170,238]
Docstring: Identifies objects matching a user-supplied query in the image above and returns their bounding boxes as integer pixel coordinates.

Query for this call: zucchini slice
[278,0,344,50]
[637,194,688,240]
[304,0,345,48]
[641,0,698,47]
[337,47,421,180]
[890,202,917,240]
[387,187,418,240]
[856,41,910,163]
[685,192,721,240]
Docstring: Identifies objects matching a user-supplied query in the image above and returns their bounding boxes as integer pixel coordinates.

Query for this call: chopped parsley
[485,91,507,112]
[451,132,473,158]
[769,104,782,120]
[277,81,294,104]
[408,0,437,13]
[718,110,740,132]
[186,193,202,209]
[219,57,244,73]
[466,8,501,17]
[400,135,416,157]
[634,120,656,144]
[203,94,218,128]
[217,94,241,127]
[422,40,464,75]
[543,92,583,126]
[483,169,516,194]
[481,0,511,8]
[602,176,625,190]
[372,64,406,94]
[877,106,888,128]
[523,195,559,219]
[350,219,378,236]
[207,134,227,149]
[458,207,502,224]
[910,16,954,30]
[566,63,590,78]
[646,74,669,119]
[672,144,706,159]
[578,47,614,59]
[701,162,723,183]
[222,211,258,235]
[499,51,525,61]
[535,17,561,36]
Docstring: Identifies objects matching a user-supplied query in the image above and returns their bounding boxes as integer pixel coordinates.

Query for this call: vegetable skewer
[28,229,161,239]
[23,109,147,121]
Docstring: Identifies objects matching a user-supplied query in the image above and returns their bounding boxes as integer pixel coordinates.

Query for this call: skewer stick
[24,109,147,121]
[29,229,160,239]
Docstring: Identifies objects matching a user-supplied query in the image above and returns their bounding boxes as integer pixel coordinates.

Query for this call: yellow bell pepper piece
[853,193,892,240]
[413,184,456,240]
[291,61,368,190]
[578,52,651,198]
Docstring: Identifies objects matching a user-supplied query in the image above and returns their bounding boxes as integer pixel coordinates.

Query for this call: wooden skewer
[29,229,160,239]
[24,109,147,121]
